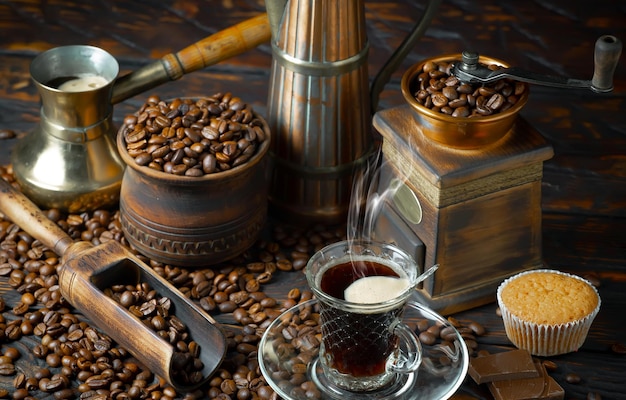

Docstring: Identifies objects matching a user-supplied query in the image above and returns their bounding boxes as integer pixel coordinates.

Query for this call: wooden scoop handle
[0,179,74,256]
[111,13,271,104]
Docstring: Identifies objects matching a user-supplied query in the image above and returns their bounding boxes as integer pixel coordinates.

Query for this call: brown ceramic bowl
[401,54,529,149]
[116,100,271,267]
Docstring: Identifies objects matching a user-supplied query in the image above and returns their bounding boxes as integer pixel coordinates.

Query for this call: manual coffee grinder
[371,36,622,315]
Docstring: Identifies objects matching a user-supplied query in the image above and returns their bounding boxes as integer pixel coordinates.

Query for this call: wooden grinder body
[372,105,554,315]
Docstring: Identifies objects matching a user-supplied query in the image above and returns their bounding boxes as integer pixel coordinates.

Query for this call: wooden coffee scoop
[0,178,227,392]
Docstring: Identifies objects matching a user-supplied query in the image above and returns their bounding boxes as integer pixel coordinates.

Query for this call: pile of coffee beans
[0,164,348,399]
[120,94,267,176]
[410,60,527,117]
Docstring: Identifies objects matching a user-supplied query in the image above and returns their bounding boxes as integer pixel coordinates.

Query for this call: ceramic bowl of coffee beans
[116,94,271,267]
[401,54,529,149]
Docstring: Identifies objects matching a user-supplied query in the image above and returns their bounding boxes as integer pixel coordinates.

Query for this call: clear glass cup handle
[387,320,422,374]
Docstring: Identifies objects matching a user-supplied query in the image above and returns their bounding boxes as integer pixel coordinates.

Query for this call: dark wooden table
[0,1,625,399]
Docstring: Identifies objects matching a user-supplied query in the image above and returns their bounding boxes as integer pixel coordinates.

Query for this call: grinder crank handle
[111,13,271,104]
[0,179,73,256]
[452,35,622,93]
[591,35,623,92]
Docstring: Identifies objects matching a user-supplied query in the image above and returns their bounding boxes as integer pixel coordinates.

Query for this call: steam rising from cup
[346,137,419,243]
[344,138,438,290]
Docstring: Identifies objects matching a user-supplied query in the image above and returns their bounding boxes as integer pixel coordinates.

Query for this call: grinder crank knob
[452,35,622,93]
[591,35,623,92]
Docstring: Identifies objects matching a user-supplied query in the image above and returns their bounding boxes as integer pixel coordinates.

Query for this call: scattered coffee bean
[565,372,582,384]
[419,330,437,346]
[3,347,20,361]
[0,129,16,140]
[468,320,486,336]
[611,342,626,354]
[0,362,15,376]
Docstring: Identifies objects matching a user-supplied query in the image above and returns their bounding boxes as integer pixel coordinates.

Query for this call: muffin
[497,269,601,356]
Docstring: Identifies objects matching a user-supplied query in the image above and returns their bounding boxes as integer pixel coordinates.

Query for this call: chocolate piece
[469,349,539,384]
[489,361,564,400]
[542,375,565,400]
[488,361,545,399]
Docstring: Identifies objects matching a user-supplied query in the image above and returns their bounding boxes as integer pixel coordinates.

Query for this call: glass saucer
[258,297,469,400]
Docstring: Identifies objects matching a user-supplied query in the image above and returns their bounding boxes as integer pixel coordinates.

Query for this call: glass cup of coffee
[305,240,422,393]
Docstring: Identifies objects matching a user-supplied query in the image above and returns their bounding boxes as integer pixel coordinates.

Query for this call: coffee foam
[58,74,109,92]
[316,255,413,310]
[344,275,411,304]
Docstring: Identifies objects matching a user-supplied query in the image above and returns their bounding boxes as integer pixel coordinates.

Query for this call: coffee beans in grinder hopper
[412,60,527,118]
[120,94,267,176]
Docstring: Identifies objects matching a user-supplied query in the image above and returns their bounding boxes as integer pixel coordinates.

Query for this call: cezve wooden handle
[111,13,271,104]
[0,179,73,255]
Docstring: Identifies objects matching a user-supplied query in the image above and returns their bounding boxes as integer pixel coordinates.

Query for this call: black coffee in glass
[318,259,406,377]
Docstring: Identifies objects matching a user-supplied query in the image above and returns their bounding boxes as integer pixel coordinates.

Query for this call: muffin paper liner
[497,269,601,357]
